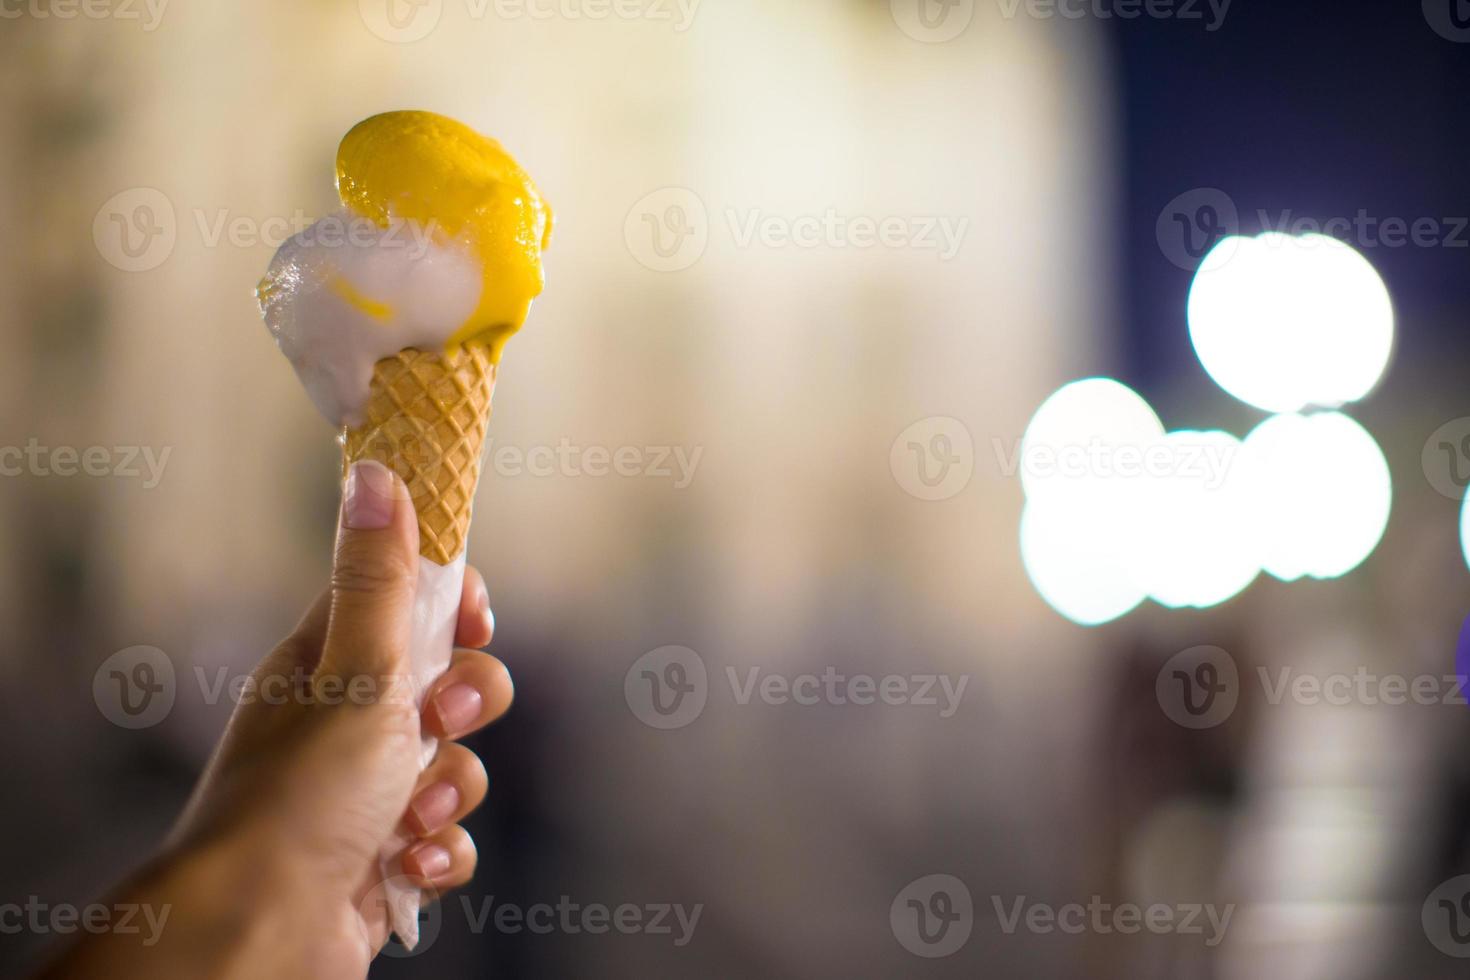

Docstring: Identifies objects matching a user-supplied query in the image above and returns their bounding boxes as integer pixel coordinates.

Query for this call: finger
[423,648,514,740]
[455,565,494,649]
[402,825,477,890]
[317,460,420,684]
[402,742,489,836]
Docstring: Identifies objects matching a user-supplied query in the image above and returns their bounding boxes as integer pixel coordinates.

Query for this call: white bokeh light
[1018,378,1163,625]
[1240,412,1391,581]
[1019,231,1395,623]
[1020,378,1164,504]
[1460,492,1470,572]
[1187,233,1393,413]
[1019,496,1146,627]
[1129,429,1260,609]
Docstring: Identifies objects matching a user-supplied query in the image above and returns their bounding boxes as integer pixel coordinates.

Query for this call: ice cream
[257,110,551,949]
[259,110,552,426]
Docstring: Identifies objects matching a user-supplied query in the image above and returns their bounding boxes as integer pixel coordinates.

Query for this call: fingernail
[431,683,483,735]
[343,461,395,530]
[407,842,452,879]
[408,782,461,834]
[480,588,495,636]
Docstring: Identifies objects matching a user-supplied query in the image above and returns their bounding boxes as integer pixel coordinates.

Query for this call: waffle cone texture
[342,343,497,565]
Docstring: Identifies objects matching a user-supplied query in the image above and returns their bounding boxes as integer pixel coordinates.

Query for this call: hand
[46,462,513,979]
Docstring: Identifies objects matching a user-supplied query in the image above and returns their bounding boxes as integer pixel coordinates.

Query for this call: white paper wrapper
[376,552,466,949]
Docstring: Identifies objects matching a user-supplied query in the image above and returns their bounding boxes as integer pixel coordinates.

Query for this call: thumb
[318,460,421,685]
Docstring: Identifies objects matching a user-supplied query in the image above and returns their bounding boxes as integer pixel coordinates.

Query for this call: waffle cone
[342,343,497,565]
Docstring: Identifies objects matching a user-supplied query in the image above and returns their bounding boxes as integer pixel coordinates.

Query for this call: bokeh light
[1018,378,1162,625]
[1187,233,1394,413]
[1018,382,1264,623]
[1018,393,1394,622]
[1240,412,1391,581]
[1129,429,1259,609]
[1019,496,1146,627]
[1459,490,1470,573]
[1019,377,1164,505]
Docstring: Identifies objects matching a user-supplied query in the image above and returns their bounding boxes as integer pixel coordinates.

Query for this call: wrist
[43,827,299,979]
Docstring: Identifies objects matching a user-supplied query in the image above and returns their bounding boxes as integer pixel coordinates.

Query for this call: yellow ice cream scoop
[335,109,553,361]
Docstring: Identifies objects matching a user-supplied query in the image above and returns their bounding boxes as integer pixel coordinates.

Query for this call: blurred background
[3,0,1470,976]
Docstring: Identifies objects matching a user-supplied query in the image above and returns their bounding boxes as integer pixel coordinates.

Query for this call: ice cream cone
[341,341,497,949]
[342,342,497,565]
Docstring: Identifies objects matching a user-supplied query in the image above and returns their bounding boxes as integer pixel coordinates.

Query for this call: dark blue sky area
[1110,0,1470,392]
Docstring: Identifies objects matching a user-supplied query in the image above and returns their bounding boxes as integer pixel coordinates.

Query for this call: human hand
[47,462,512,978]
